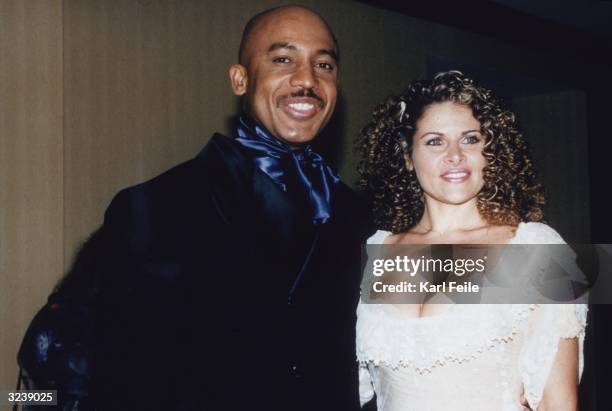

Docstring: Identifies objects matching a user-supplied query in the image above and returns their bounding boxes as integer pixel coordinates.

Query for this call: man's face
[230,8,338,144]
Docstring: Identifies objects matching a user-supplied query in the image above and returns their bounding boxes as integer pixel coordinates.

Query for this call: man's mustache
[280,89,324,106]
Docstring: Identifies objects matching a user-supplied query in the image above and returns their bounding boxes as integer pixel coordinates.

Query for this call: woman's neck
[415,197,487,235]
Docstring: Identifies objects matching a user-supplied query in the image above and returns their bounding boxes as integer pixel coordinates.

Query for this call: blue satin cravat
[235,116,339,225]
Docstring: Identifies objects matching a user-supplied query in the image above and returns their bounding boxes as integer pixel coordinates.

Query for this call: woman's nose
[443,142,465,165]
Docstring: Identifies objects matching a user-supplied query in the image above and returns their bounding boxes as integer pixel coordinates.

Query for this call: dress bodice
[356,223,587,411]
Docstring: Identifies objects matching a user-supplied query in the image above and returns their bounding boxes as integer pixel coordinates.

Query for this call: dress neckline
[378,222,525,245]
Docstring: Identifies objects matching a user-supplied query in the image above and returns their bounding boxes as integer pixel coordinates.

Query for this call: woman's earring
[399,136,413,171]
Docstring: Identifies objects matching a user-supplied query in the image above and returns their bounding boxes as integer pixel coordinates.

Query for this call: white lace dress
[356,222,587,411]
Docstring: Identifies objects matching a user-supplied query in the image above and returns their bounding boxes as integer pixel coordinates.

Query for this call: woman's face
[408,101,486,206]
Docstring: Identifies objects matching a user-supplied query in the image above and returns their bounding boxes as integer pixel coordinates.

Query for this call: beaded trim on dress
[356,304,536,373]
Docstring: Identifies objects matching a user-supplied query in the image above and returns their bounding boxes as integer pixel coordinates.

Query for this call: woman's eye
[425,137,442,146]
[463,135,481,144]
[273,57,290,63]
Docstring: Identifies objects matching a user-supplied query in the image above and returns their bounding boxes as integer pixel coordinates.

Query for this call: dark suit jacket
[89,134,373,410]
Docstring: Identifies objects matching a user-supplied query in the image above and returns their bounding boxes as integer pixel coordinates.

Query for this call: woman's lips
[440,169,471,183]
[279,97,322,120]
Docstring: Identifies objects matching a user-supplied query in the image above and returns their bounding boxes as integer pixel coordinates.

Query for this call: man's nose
[290,64,317,89]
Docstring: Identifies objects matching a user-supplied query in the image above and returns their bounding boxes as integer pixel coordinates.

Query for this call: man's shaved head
[229,5,339,144]
[238,5,339,66]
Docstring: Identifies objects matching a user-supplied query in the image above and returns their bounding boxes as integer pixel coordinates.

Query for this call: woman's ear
[399,138,414,171]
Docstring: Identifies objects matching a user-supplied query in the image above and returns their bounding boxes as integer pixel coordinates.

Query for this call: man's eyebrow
[267,43,338,62]
[268,42,297,52]
[317,48,338,62]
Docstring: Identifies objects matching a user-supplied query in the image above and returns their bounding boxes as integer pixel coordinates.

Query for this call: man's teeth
[289,102,315,111]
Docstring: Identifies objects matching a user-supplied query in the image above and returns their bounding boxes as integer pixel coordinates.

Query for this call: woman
[356,71,586,410]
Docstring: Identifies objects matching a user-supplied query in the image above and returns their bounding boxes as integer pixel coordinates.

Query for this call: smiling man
[229,6,338,144]
[35,5,373,411]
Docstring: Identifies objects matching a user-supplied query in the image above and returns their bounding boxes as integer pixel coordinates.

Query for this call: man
[80,5,372,411]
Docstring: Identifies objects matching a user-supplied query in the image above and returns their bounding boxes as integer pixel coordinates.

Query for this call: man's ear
[229,64,248,96]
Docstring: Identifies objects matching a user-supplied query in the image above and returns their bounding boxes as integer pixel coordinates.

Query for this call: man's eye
[273,57,290,63]
[316,62,334,71]
[425,137,442,146]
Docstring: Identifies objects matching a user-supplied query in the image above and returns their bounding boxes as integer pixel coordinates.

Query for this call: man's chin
[276,126,320,145]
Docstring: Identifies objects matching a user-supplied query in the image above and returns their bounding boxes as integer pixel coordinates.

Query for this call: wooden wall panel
[0,0,63,396]
[62,0,281,262]
[61,0,428,258]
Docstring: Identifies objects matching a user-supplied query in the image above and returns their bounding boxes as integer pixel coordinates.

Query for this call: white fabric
[356,222,587,411]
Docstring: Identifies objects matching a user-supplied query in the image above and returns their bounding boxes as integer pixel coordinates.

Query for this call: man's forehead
[254,6,327,30]
[239,6,338,65]
[253,14,334,47]
[253,29,336,60]
[263,37,336,52]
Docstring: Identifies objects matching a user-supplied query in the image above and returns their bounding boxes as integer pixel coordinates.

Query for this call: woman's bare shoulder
[479,224,518,244]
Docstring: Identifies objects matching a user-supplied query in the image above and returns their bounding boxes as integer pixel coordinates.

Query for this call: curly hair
[357,70,545,234]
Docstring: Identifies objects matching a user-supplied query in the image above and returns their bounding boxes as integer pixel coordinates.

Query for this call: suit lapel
[200,133,362,294]
[198,133,252,226]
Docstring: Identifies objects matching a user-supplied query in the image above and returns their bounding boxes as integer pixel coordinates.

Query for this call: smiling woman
[358,71,545,234]
[408,101,487,207]
[355,71,586,411]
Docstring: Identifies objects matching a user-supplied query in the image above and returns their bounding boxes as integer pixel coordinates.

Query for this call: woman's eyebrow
[418,132,443,139]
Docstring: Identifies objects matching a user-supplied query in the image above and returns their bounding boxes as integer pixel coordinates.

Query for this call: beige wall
[60,0,428,261]
[0,0,63,395]
[0,0,590,394]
